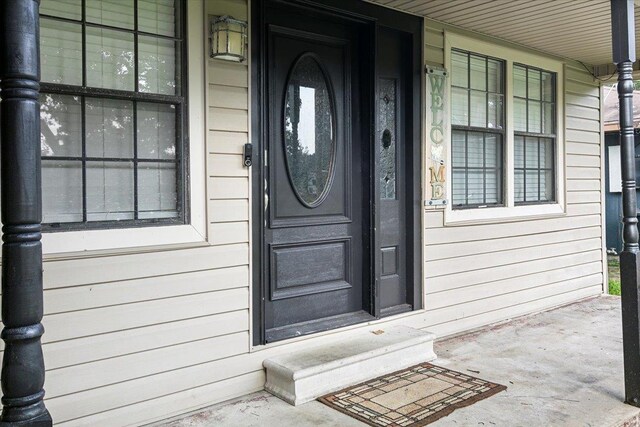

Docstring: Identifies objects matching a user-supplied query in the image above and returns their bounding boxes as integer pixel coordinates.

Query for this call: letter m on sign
[430,164,445,183]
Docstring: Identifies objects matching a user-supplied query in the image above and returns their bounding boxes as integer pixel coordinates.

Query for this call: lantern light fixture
[210,15,248,62]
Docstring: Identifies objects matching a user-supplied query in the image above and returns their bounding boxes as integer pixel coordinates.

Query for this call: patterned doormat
[318,362,506,427]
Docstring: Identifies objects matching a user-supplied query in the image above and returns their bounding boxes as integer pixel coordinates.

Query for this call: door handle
[264,178,269,213]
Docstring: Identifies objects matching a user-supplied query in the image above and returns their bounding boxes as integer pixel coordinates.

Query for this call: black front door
[262,1,373,342]
[253,0,423,344]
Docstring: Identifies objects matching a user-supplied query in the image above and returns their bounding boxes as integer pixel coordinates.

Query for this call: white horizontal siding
[45,310,248,370]
[47,348,263,424]
[427,237,601,277]
[47,331,249,398]
[426,284,603,338]
[427,250,602,294]
[43,243,249,289]
[44,265,248,315]
[421,20,603,338]
[209,130,248,154]
[54,371,264,427]
[425,226,601,261]
[426,214,601,244]
[44,288,249,343]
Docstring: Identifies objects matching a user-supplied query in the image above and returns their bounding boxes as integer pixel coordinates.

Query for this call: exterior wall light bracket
[426,65,448,77]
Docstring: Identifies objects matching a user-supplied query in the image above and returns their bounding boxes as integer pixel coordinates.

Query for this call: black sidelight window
[513,64,556,203]
[38,0,186,229]
[450,49,505,208]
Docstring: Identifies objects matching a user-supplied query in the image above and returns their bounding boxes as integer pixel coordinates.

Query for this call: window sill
[41,224,208,258]
[444,203,566,226]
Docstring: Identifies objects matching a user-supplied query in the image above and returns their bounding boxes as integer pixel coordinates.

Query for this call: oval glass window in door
[284,54,336,207]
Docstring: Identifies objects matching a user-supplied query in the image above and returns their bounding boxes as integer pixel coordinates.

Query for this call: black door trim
[252,0,424,346]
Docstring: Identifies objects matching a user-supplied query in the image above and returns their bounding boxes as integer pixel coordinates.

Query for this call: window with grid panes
[38,0,186,229]
[450,49,505,208]
[513,64,556,203]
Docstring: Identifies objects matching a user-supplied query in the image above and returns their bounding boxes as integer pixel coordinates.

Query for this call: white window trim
[443,31,566,226]
[42,0,208,255]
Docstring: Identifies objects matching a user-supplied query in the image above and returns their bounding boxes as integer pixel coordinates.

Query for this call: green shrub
[609,279,621,296]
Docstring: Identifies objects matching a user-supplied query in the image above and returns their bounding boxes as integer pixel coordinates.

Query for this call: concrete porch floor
[158,296,640,427]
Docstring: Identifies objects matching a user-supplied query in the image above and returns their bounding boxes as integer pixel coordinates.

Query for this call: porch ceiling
[369,0,639,67]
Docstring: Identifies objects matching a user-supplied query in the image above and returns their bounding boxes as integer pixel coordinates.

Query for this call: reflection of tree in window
[40,94,80,157]
[284,56,334,206]
[38,0,184,226]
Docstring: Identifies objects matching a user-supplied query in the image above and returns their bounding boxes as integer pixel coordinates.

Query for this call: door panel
[270,239,351,301]
[263,3,371,343]
[377,27,411,316]
[269,26,351,227]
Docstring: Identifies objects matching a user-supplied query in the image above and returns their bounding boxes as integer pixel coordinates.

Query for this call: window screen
[450,49,505,208]
[38,0,185,228]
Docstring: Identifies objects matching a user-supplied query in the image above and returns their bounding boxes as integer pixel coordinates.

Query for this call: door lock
[243,143,253,167]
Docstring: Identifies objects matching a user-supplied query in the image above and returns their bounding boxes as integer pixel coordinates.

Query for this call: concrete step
[263,325,437,405]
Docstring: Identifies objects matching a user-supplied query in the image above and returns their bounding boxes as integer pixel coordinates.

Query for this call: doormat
[318,362,506,427]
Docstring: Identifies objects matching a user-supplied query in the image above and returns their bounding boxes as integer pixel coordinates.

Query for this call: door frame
[251,0,424,346]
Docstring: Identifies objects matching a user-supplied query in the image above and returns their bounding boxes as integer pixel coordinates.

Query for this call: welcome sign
[426,65,448,207]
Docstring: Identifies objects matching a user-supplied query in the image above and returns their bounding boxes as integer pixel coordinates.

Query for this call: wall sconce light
[210,15,247,62]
